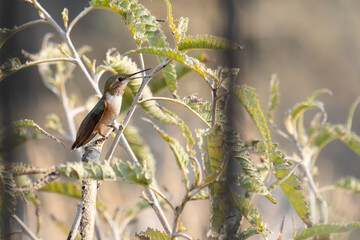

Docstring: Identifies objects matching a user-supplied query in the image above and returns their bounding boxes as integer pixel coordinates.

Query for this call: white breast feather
[105,93,123,112]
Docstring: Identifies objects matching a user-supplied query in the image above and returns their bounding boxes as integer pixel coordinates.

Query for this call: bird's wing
[71,98,107,149]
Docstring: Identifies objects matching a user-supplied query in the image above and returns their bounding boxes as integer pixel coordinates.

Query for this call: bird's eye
[117,78,122,81]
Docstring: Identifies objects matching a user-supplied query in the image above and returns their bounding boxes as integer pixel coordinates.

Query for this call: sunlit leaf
[40,182,81,199]
[90,0,178,93]
[178,34,242,52]
[284,89,331,138]
[232,192,266,234]
[135,227,170,240]
[267,73,280,122]
[56,158,151,185]
[294,222,360,240]
[272,150,312,227]
[234,85,272,163]
[183,94,212,124]
[125,47,218,87]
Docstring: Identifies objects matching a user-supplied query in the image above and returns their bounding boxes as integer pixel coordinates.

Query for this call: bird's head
[104,68,151,95]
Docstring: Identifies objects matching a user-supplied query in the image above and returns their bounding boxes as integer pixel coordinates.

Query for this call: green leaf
[197,126,227,235]
[149,54,207,95]
[231,192,266,233]
[178,34,242,51]
[136,227,170,240]
[161,107,196,156]
[335,176,360,193]
[56,159,151,185]
[90,0,178,93]
[267,73,280,122]
[227,129,275,203]
[272,150,312,227]
[311,124,360,156]
[146,119,189,177]
[0,26,19,48]
[125,47,219,87]
[285,89,331,138]
[190,188,209,200]
[183,95,212,124]
[124,124,156,175]
[346,97,360,132]
[0,119,65,153]
[0,57,23,81]
[234,85,272,163]
[295,222,360,240]
[235,227,260,240]
[39,182,81,199]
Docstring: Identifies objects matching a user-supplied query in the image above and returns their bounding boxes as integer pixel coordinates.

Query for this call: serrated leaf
[90,0,178,92]
[227,129,275,203]
[231,192,266,233]
[267,73,280,122]
[0,170,17,217]
[146,119,189,177]
[183,94,212,123]
[178,34,242,51]
[124,124,156,175]
[294,222,360,240]
[125,47,218,87]
[136,227,170,240]
[0,119,65,153]
[234,85,272,163]
[335,176,360,193]
[173,17,189,45]
[0,57,23,81]
[56,159,151,185]
[272,150,312,227]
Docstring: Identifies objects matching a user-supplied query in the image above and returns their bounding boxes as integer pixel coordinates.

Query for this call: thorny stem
[138,97,211,128]
[12,215,40,240]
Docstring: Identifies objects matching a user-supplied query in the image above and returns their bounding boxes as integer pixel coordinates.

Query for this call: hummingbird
[71,68,150,150]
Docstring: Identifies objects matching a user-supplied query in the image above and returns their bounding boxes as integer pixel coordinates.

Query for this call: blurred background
[1,0,360,239]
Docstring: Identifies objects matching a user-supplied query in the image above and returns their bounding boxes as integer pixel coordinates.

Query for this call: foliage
[1,0,360,239]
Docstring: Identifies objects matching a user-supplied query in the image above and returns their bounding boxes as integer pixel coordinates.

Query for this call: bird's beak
[127,68,152,80]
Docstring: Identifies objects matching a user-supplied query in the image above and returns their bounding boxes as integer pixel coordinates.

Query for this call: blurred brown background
[1,0,360,239]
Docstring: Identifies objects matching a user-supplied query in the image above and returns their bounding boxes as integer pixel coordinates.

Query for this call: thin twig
[67,7,94,36]
[138,97,211,128]
[67,204,82,240]
[12,215,40,240]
